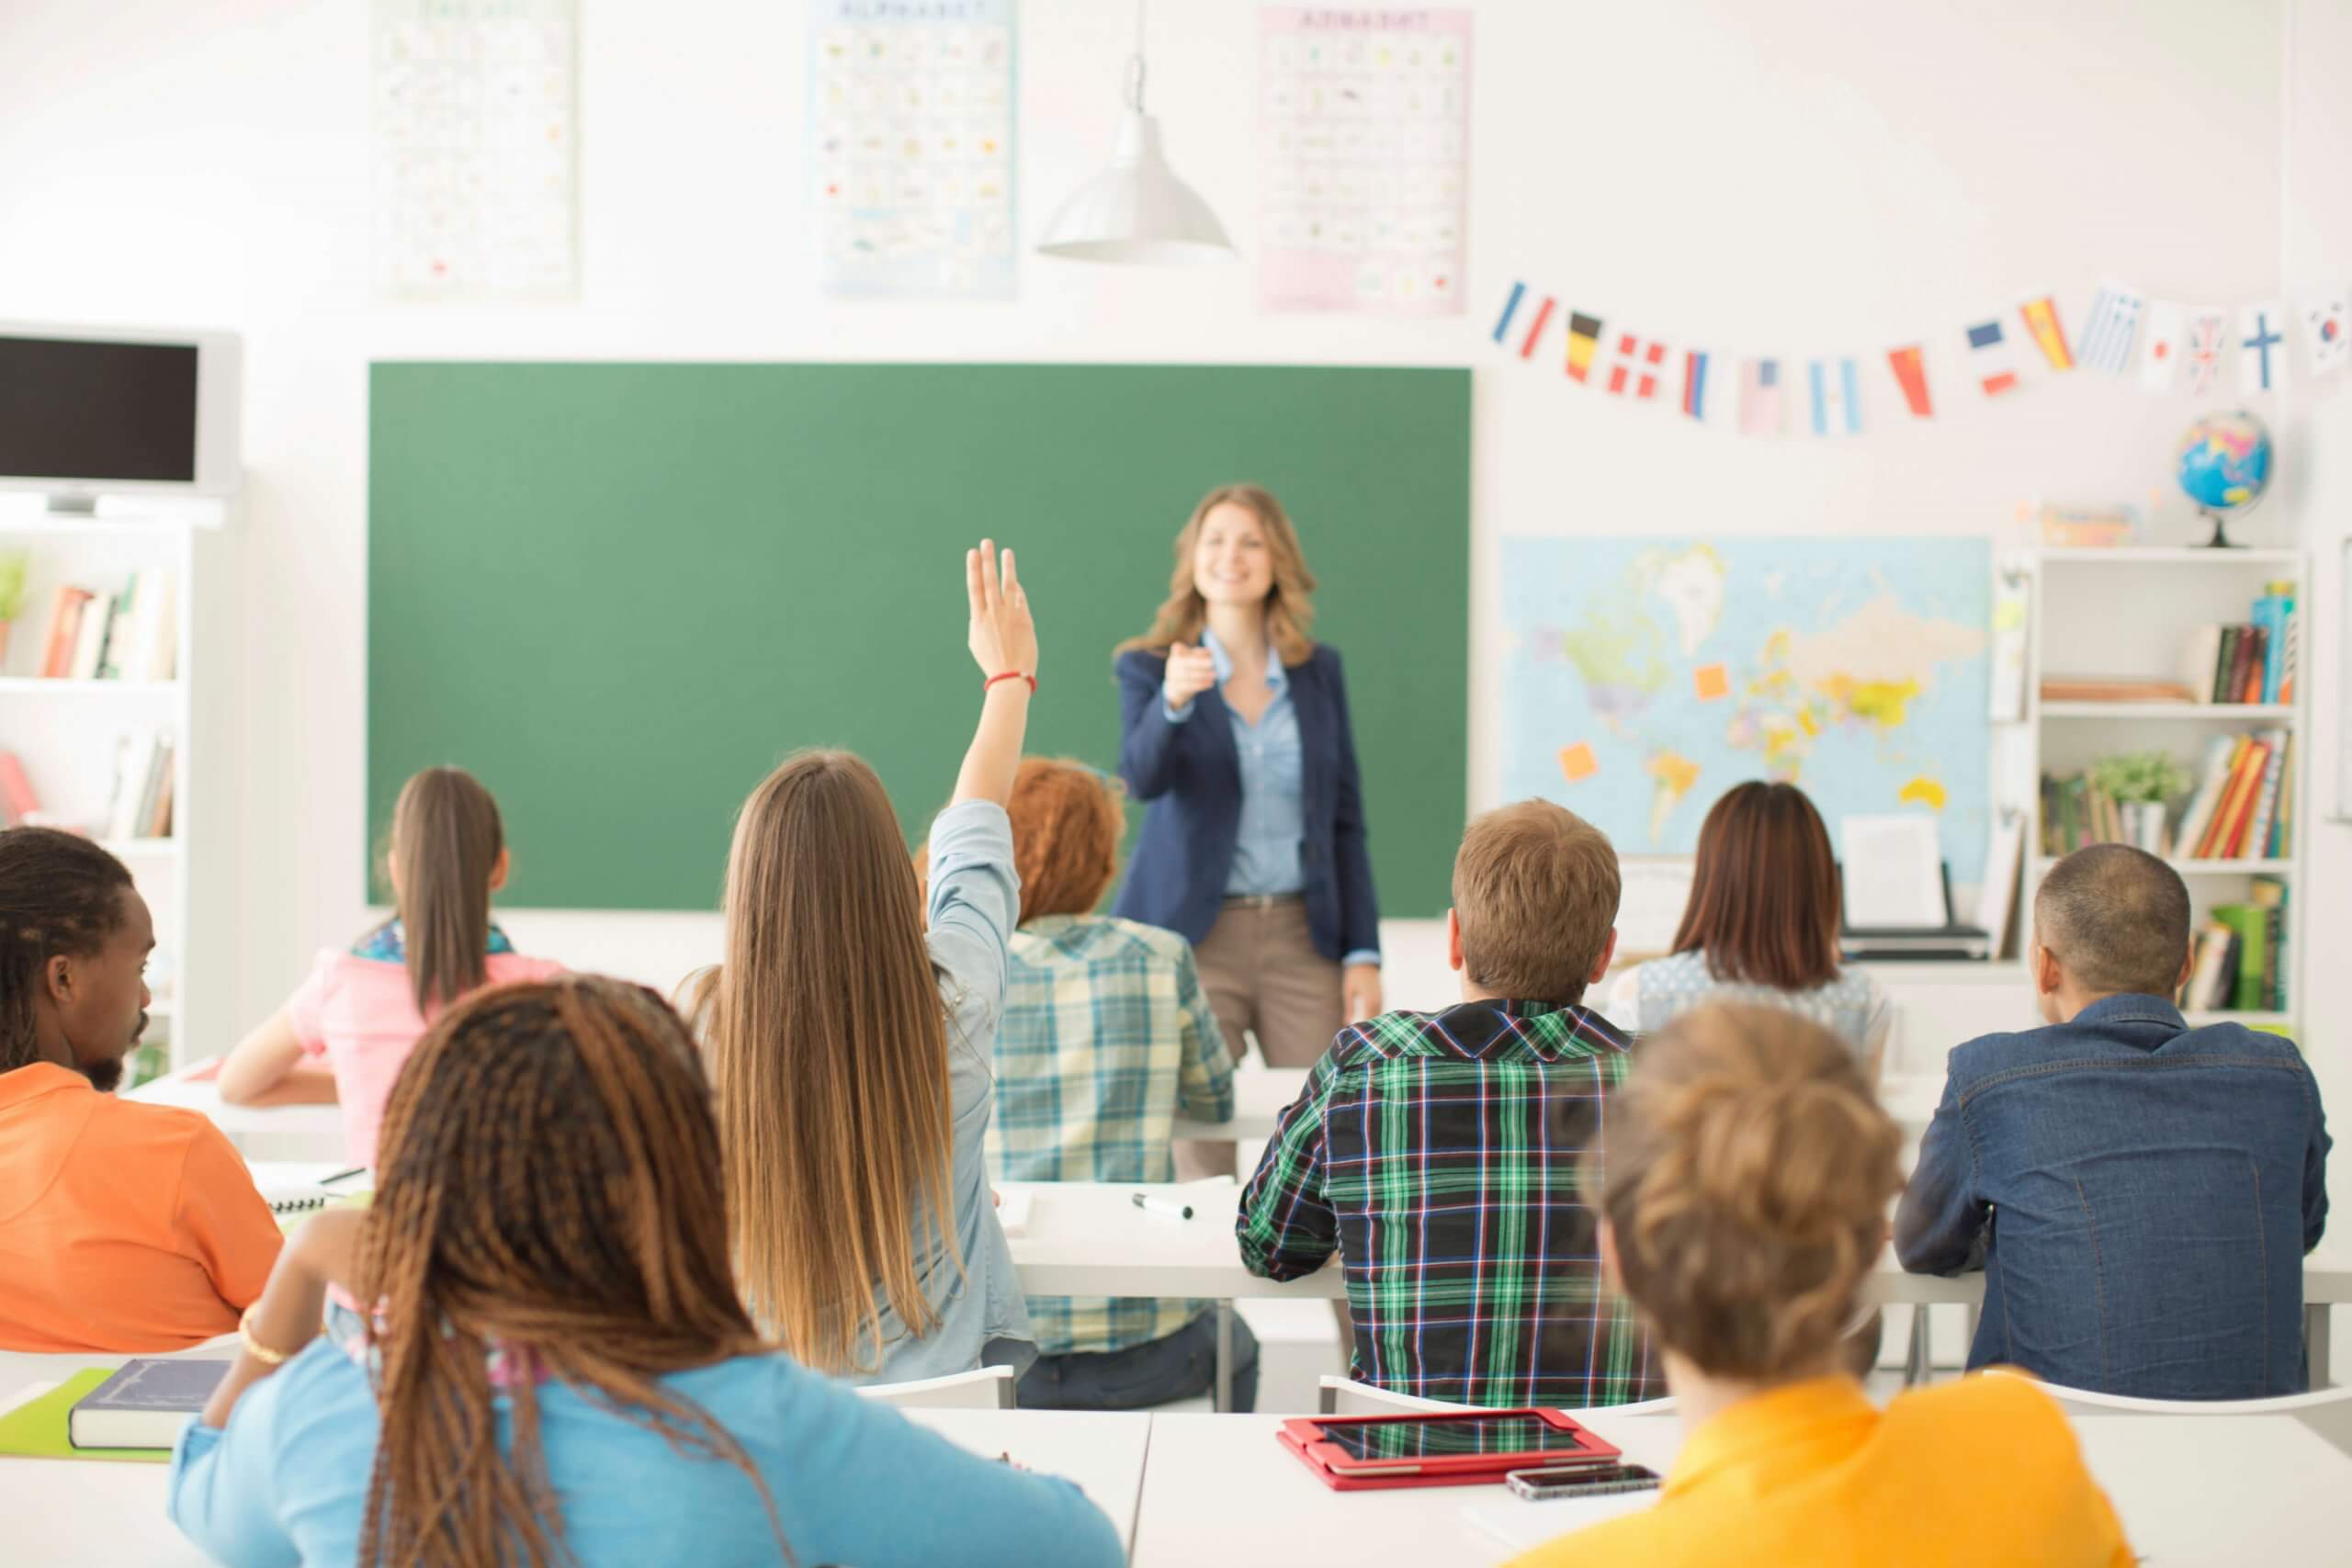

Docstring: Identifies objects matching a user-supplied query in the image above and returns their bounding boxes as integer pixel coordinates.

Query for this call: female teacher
[1112,482,1382,1084]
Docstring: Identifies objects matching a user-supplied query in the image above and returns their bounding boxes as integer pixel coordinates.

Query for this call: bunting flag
[1603,332,1669,399]
[1566,312,1604,382]
[2239,302,2287,394]
[1807,358,1860,436]
[1887,345,1933,416]
[1517,295,1557,360]
[1491,281,1527,344]
[2305,293,2349,377]
[1966,319,2021,396]
[2136,300,2184,392]
[1681,350,1717,420]
[2185,307,2228,395]
[1739,358,1782,434]
[2076,281,2145,373]
[2019,297,2074,369]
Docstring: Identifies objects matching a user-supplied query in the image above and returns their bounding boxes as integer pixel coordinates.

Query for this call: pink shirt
[288,949,564,1168]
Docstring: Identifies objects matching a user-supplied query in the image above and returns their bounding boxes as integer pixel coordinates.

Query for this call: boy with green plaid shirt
[1237,799,1662,1407]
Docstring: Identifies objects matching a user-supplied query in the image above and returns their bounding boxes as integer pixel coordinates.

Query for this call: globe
[2176,411,2273,547]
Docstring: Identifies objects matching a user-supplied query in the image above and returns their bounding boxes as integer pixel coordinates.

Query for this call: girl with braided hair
[167,975,1122,1568]
[1505,1004,2131,1568]
[692,540,1039,1383]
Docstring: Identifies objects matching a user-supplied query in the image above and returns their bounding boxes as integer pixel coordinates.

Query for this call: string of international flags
[1489,277,2351,434]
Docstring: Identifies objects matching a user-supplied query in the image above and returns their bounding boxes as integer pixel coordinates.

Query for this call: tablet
[1276,1409,1622,1492]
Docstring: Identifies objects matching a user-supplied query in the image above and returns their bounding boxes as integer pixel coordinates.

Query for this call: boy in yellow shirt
[1511,1003,2131,1568]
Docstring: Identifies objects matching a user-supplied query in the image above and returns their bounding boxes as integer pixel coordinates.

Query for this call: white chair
[1316,1376,1674,1418]
[854,1365,1018,1410]
[1987,1370,2352,1460]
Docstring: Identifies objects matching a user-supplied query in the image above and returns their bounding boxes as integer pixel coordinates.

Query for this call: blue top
[1895,994,2331,1398]
[1114,639,1380,967]
[166,1337,1124,1568]
[853,798,1035,1382]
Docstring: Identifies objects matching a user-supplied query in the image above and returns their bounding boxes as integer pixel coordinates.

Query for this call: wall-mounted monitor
[0,321,242,505]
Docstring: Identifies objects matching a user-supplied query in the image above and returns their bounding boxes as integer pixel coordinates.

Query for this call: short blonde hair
[1451,800,1619,1001]
[1589,1004,1902,1378]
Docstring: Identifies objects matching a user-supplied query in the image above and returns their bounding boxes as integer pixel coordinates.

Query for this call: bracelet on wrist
[983,671,1036,694]
[238,1303,316,1367]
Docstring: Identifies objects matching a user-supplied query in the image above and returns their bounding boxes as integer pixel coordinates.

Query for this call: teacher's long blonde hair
[1116,482,1319,667]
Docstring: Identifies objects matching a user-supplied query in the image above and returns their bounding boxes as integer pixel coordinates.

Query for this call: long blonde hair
[385,767,504,1018]
[693,751,956,1373]
[1588,1003,1902,1379]
[1115,483,1318,666]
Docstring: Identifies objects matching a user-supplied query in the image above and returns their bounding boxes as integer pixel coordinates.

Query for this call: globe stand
[2196,508,2245,549]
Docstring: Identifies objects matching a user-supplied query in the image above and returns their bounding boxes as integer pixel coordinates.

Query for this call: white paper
[1612,858,1695,959]
[1840,815,1946,929]
[372,0,579,300]
[1973,809,2025,954]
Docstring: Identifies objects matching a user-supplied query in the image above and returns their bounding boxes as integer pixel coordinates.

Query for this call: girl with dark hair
[169,976,1123,1568]
[217,766,562,1167]
[1608,781,1890,1078]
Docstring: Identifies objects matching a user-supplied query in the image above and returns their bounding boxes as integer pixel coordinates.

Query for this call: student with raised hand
[1509,1003,2132,1568]
[217,765,561,1168]
[168,976,1124,1568]
[1238,799,1663,1406]
[695,540,1038,1384]
[1607,781,1890,1078]
[924,757,1246,1410]
[0,829,281,1350]
[1897,843,2330,1397]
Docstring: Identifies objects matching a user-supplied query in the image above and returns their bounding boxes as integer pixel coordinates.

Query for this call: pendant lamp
[1036,0,1235,265]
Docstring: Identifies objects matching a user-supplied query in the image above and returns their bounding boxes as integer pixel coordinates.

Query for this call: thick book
[67,1359,232,1450]
[39,586,94,679]
[2212,626,2243,704]
[2209,905,2268,1014]
[2242,729,2289,862]
[2198,741,2267,860]
[68,594,113,681]
[2180,624,2224,705]
[2173,735,2242,858]
[2186,927,2235,1012]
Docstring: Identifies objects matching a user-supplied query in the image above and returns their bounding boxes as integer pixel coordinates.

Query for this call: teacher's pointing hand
[1161,641,1218,713]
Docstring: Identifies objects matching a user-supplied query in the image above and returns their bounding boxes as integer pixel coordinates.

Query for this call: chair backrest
[1991,1369,2352,1460]
[855,1365,1018,1411]
[1317,1376,1473,1416]
[1598,1394,1678,1416]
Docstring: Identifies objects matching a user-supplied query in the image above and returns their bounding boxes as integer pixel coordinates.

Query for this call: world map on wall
[1501,536,1993,882]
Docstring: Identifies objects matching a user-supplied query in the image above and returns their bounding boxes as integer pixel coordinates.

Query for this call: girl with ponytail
[217,767,562,1168]
[169,976,1123,1568]
[1508,1004,2132,1568]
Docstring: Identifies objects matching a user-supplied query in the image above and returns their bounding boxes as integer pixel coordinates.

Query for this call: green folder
[0,1368,175,1463]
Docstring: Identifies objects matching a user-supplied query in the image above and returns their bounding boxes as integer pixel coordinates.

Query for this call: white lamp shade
[1037,111,1235,265]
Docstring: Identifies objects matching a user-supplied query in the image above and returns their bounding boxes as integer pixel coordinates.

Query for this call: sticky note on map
[1558,743,1600,783]
[1693,663,1730,701]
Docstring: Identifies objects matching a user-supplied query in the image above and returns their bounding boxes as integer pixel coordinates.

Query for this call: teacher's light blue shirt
[1168,627,1378,969]
[168,1337,1124,1568]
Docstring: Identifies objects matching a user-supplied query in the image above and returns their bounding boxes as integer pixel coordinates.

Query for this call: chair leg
[1318,1380,1337,1416]
[1904,1307,1931,1386]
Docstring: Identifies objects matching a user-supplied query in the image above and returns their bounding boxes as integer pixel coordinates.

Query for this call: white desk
[0,1383,1148,1567]
[129,1061,345,1164]
[1135,1408,2352,1567]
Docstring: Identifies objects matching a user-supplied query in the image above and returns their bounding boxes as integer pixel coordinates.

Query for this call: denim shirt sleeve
[2303,1066,2333,1254]
[167,1361,302,1568]
[1894,1066,1988,1274]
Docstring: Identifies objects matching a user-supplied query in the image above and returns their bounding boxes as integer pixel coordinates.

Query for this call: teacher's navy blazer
[1111,644,1380,963]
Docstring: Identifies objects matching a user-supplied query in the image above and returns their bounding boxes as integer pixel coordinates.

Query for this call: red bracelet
[984,671,1037,694]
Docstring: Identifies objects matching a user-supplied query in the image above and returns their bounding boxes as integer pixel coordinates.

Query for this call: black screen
[0,335,199,482]
[1322,1414,1575,1461]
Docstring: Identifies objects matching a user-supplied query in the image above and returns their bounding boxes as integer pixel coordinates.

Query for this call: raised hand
[966,538,1037,682]
[1161,641,1218,712]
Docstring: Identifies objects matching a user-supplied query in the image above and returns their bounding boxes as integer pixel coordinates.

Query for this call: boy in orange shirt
[0,829,281,1350]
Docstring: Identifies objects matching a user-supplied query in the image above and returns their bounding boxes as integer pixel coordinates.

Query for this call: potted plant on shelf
[2090,750,2193,857]
[0,550,27,666]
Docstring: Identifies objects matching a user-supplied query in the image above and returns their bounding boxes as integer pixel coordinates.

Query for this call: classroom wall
[0,0,2309,1066]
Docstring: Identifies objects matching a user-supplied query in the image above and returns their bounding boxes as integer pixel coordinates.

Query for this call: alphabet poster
[1259,7,1471,315]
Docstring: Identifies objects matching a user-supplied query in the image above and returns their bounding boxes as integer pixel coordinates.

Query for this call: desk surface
[1136,1408,2352,1568]
[0,1382,1148,1567]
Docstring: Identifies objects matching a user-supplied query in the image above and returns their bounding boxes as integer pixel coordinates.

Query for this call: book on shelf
[2181,586,2300,707]
[0,752,40,828]
[107,729,175,843]
[28,570,176,683]
[2044,728,2293,863]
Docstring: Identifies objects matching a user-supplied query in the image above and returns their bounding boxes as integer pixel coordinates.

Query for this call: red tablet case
[1275,1409,1622,1493]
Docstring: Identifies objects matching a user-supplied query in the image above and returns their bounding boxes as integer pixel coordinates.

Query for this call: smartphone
[1504,1463,1663,1502]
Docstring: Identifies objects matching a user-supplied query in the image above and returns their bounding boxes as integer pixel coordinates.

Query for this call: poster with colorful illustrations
[372,0,578,300]
[809,0,1017,300]
[1259,7,1470,315]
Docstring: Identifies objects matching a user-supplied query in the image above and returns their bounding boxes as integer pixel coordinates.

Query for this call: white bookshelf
[0,500,225,1076]
[2023,547,2308,1036]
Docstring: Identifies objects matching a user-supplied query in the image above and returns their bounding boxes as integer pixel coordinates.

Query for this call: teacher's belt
[1221,893,1306,909]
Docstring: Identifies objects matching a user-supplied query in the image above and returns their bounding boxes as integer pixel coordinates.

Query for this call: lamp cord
[1125,0,1147,112]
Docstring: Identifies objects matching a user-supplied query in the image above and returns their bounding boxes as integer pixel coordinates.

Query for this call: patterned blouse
[1610,949,1891,1063]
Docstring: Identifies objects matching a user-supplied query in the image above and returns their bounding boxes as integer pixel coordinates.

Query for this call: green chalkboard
[368,363,1469,913]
